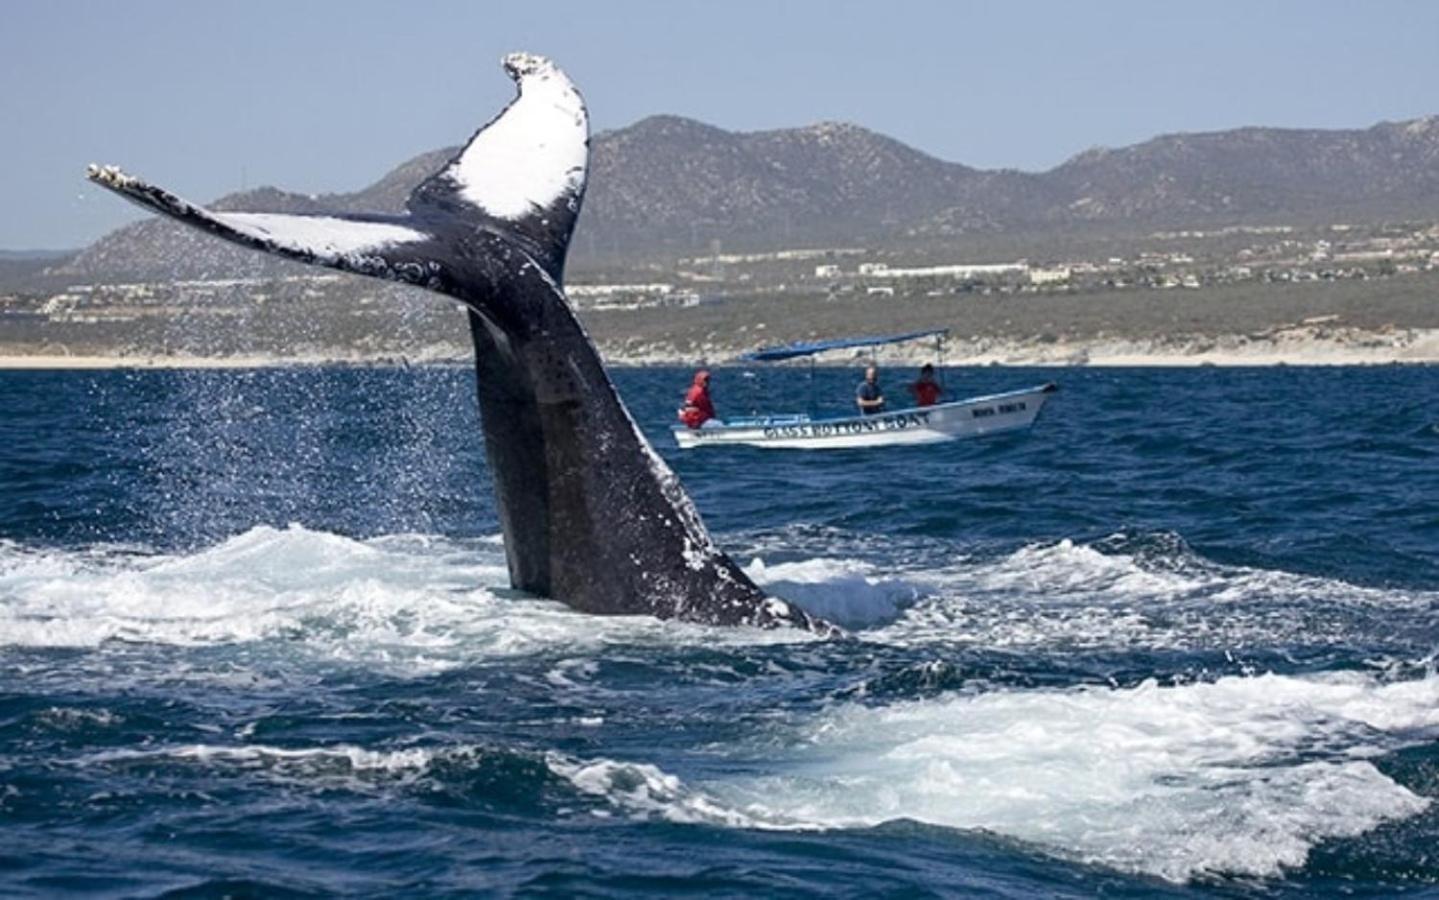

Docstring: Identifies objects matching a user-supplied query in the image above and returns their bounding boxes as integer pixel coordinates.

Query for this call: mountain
[1045,116,1439,223]
[0,249,76,261]
[0,248,78,286]
[48,114,1439,282]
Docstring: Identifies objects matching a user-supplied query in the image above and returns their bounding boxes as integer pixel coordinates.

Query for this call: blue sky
[5,0,1438,249]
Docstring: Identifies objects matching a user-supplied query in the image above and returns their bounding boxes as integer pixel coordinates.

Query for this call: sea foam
[710,670,1438,882]
[0,526,815,666]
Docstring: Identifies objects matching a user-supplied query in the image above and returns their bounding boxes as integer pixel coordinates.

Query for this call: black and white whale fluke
[87,52,829,633]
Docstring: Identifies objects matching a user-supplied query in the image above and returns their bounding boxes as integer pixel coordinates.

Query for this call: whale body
[88,53,828,632]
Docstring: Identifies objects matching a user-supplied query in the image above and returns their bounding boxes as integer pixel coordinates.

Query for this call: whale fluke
[87,54,832,634]
[85,164,443,287]
[408,52,588,281]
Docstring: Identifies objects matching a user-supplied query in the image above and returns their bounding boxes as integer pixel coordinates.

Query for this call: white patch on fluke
[84,164,429,266]
[221,213,428,258]
[446,53,588,219]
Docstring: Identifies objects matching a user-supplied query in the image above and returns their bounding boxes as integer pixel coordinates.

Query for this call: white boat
[672,328,1059,450]
[673,383,1058,449]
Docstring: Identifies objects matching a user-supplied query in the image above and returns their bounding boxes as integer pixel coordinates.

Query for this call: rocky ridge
[47,114,1439,283]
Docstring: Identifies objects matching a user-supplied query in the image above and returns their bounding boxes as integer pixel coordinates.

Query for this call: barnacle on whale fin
[501,51,555,80]
[85,164,139,190]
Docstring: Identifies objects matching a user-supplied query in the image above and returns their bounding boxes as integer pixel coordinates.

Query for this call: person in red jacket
[678,369,717,428]
[909,363,943,407]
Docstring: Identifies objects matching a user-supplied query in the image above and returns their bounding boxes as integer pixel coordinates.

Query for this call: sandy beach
[3,325,1437,370]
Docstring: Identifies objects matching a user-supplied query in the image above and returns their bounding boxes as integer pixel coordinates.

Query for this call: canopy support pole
[808,356,816,418]
[937,332,948,401]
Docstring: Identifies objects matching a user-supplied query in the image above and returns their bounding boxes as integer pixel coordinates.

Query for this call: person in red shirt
[909,363,943,407]
[678,369,717,428]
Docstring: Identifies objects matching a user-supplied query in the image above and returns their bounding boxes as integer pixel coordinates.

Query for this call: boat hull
[674,383,1058,450]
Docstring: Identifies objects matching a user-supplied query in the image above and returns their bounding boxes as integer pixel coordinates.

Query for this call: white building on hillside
[868,262,1028,280]
[1028,266,1071,285]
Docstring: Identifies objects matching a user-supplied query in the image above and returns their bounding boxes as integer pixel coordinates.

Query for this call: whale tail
[85,54,832,635]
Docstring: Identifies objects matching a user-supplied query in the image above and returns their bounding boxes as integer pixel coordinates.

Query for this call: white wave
[81,740,752,827]
[3,526,1431,667]
[80,741,762,830]
[0,526,500,654]
[876,536,1439,650]
[745,557,924,628]
[77,741,467,795]
[87,741,440,773]
[34,707,125,731]
[0,526,815,666]
[531,669,1439,882]
[710,671,1439,882]
[546,754,776,829]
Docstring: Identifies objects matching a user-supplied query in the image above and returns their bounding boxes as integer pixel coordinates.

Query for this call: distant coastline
[4,327,1436,370]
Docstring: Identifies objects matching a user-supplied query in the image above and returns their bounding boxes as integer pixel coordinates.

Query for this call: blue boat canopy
[741,327,949,362]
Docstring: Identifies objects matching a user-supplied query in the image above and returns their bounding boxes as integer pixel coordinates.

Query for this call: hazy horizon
[5,0,1438,249]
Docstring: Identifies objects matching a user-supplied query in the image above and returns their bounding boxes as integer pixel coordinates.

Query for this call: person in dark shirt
[855,365,885,415]
[909,363,943,407]
[678,369,717,428]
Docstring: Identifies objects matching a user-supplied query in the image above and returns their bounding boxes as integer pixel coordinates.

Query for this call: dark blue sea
[2,364,1437,898]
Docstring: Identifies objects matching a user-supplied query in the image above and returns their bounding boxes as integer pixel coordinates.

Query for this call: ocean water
[1,364,1437,898]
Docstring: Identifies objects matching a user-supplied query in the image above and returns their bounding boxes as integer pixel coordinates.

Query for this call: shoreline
[2,328,1437,370]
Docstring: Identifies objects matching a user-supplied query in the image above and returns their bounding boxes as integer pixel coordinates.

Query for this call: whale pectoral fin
[85,164,440,286]
[407,53,589,280]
